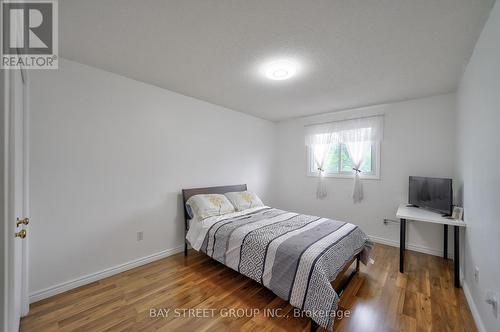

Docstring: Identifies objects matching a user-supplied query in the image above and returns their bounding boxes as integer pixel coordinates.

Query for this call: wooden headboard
[181,184,247,255]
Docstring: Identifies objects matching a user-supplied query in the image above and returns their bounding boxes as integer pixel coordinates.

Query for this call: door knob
[15,229,27,239]
[16,217,29,227]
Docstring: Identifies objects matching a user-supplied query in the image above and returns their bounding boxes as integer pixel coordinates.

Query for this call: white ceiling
[60,0,494,121]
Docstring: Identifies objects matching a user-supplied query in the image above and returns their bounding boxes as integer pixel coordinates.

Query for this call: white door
[4,67,30,331]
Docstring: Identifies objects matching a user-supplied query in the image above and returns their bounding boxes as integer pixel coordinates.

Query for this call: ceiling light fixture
[264,60,297,81]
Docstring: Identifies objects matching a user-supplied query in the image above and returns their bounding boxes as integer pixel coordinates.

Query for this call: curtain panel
[305,115,384,201]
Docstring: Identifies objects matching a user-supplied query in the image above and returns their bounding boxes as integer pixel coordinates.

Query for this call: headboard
[181,184,247,255]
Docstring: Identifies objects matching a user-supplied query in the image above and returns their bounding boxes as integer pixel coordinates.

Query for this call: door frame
[2,65,30,331]
[21,66,30,317]
[1,66,7,332]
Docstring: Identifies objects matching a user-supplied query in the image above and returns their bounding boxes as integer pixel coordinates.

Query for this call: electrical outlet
[137,231,144,241]
[474,266,479,283]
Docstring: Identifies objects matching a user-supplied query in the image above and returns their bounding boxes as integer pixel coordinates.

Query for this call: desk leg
[443,224,448,259]
[454,226,460,288]
[400,218,406,273]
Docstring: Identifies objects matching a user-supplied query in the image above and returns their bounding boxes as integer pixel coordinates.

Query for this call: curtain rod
[303,114,383,128]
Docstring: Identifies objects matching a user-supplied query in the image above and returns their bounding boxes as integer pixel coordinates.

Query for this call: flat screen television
[409,176,453,215]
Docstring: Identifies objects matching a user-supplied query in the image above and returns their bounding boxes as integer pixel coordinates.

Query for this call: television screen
[409,176,453,215]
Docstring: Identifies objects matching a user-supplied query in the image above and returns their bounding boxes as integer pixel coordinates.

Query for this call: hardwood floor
[21,244,477,332]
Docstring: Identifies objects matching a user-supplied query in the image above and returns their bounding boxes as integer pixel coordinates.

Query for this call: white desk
[396,204,466,288]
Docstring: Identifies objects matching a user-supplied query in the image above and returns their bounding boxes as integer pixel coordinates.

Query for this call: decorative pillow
[186,194,235,220]
[224,191,264,211]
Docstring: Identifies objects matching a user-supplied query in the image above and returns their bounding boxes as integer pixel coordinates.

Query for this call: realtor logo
[1,0,58,69]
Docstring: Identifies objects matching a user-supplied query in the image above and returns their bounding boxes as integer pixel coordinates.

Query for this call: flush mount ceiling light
[264,60,298,81]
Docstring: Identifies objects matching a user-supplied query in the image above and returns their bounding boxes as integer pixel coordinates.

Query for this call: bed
[182,184,372,331]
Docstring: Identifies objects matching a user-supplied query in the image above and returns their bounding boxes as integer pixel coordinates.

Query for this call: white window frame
[307,142,381,179]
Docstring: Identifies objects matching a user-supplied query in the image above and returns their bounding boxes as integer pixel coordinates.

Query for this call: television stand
[396,204,466,288]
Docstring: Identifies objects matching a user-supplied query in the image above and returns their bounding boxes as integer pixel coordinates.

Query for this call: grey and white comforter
[199,207,372,329]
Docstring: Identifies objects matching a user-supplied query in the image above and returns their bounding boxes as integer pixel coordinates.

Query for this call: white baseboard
[368,235,453,258]
[28,236,455,302]
[29,245,184,303]
[463,281,486,332]
[30,237,481,330]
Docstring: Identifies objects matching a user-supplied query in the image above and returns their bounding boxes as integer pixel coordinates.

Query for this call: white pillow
[224,191,264,211]
[186,194,235,220]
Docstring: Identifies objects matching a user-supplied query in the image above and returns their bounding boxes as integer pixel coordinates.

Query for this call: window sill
[307,172,380,180]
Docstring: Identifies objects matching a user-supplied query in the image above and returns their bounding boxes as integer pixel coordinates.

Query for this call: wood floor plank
[20,244,477,332]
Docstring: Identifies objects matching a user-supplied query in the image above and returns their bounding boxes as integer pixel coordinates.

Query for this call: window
[308,141,380,179]
[305,116,383,181]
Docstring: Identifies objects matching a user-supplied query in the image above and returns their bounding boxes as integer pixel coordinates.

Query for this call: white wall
[456,1,500,331]
[28,59,276,297]
[273,94,456,255]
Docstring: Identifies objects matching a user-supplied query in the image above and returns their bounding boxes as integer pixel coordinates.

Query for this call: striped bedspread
[200,208,372,329]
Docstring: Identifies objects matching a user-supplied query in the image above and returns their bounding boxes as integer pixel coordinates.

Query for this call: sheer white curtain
[345,128,371,203]
[307,133,337,199]
[305,116,383,202]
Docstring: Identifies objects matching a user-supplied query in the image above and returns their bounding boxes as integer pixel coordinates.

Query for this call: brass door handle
[16,217,29,227]
[15,229,27,239]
